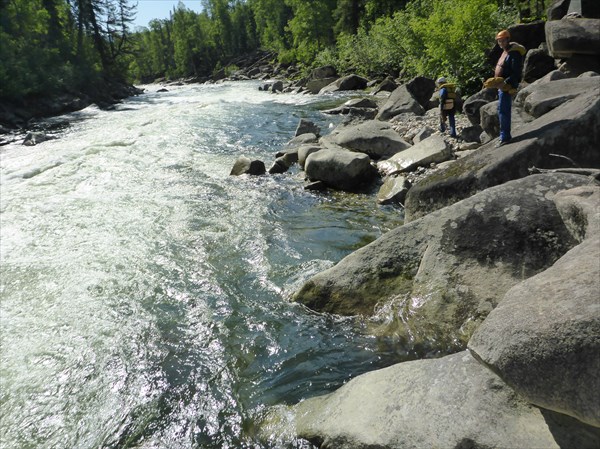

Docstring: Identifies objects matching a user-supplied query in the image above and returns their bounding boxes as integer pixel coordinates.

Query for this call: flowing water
[0,81,406,448]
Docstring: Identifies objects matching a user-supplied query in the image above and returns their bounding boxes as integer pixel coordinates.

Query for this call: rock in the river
[293,173,588,347]
[304,149,377,192]
[230,156,266,176]
[294,351,588,449]
[332,120,411,160]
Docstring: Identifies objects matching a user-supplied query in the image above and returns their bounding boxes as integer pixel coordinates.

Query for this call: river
[0,81,406,448]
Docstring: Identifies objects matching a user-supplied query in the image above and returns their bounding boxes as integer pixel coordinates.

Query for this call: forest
[0,0,549,103]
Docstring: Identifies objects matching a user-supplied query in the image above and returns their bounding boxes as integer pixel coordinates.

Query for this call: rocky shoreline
[235,10,598,449]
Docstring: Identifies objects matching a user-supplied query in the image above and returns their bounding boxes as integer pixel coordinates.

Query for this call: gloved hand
[483,77,517,95]
[483,77,505,89]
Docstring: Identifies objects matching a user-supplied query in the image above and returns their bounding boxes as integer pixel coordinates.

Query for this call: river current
[1,81,405,448]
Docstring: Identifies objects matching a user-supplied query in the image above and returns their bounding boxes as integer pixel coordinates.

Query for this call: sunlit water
[1,81,406,448]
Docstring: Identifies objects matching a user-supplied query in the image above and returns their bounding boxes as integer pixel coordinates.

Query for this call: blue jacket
[499,43,525,88]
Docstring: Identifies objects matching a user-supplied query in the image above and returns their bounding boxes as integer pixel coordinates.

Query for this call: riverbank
[0,79,143,137]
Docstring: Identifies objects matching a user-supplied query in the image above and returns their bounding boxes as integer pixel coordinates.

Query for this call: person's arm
[439,87,447,106]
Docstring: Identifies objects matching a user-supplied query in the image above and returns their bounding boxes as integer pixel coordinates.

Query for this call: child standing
[436,77,457,138]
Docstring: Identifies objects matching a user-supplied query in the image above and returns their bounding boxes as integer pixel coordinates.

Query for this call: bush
[319,0,518,95]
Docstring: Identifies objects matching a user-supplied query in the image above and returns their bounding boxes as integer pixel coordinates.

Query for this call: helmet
[496,29,510,40]
[436,77,447,85]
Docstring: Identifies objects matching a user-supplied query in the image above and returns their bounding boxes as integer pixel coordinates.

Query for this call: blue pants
[440,110,456,137]
[498,89,512,142]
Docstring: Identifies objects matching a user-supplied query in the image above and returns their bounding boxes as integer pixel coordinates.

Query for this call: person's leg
[449,112,457,137]
[439,110,446,132]
[498,90,512,142]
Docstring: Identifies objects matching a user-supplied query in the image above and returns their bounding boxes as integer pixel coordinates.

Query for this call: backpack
[440,83,456,110]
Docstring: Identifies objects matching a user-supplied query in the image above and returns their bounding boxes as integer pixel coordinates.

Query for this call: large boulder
[547,0,571,20]
[371,77,397,95]
[304,149,377,192]
[462,88,498,125]
[311,65,337,80]
[522,45,557,82]
[332,120,412,160]
[376,85,426,121]
[319,74,368,94]
[293,351,597,449]
[545,18,600,58]
[508,21,547,52]
[520,76,600,118]
[405,88,600,221]
[405,76,436,109]
[469,186,600,428]
[377,134,451,175]
[514,69,569,107]
[305,78,338,94]
[293,173,587,347]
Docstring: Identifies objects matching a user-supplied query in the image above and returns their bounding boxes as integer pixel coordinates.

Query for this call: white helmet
[436,77,447,85]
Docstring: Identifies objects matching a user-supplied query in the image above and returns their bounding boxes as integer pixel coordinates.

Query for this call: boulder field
[245,7,600,448]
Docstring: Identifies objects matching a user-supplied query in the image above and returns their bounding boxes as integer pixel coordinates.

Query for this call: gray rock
[286,133,318,147]
[269,80,284,92]
[295,119,320,137]
[460,124,483,143]
[558,53,600,77]
[515,69,569,107]
[546,18,600,58]
[297,144,322,168]
[311,65,337,80]
[319,74,368,94]
[293,174,586,347]
[469,188,600,427]
[462,88,498,125]
[230,156,266,176]
[522,77,600,118]
[507,21,547,52]
[305,78,338,94]
[322,98,379,118]
[412,126,434,143]
[523,46,557,82]
[304,149,377,192]
[269,150,298,174]
[23,132,55,146]
[406,76,436,109]
[405,89,600,221]
[547,0,571,20]
[579,70,600,77]
[333,120,412,160]
[371,77,397,95]
[377,134,451,175]
[343,97,378,109]
[294,351,564,449]
[376,85,426,121]
[376,176,411,205]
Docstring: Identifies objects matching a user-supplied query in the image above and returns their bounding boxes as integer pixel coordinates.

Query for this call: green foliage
[0,0,134,102]
[284,0,337,62]
[316,0,518,94]
[1,0,536,105]
[397,0,518,92]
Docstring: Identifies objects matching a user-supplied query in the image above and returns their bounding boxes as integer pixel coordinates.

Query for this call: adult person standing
[494,29,525,147]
